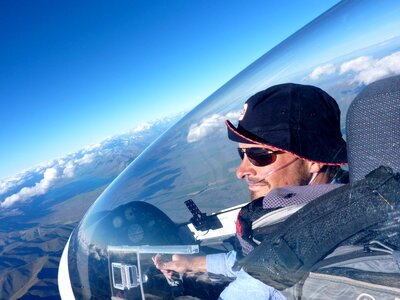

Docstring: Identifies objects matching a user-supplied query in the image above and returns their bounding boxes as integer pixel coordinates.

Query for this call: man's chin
[245,180,271,200]
[249,187,270,201]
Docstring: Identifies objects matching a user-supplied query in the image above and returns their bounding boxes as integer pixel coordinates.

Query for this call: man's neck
[310,171,332,185]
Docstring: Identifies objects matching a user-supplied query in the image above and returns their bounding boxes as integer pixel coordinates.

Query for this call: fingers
[152,254,181,271]
[152,253,164,269]
[152,254,173,279]
[152,254,189,274]
[163,258,182,272]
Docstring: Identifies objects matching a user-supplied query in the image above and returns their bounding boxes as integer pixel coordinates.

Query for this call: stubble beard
[248,168,311,201]
[249,179,272,200]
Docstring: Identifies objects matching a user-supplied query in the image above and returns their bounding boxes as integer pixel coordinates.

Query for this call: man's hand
[153,253,206,278]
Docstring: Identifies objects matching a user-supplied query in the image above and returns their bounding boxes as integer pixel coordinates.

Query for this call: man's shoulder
[263,184,344,209]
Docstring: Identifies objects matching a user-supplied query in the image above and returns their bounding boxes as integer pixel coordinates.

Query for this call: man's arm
[154,251,239,278]
[153,254,206,278]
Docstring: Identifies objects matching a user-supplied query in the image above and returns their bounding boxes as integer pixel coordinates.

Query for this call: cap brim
[226,120,263,145]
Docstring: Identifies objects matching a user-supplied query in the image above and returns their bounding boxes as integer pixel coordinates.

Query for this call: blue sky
[0,0,340,180]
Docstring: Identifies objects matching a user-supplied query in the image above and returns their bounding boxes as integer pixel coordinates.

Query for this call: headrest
[346,75,400,182]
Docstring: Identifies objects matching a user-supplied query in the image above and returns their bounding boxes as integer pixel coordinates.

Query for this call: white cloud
[310,63,336,80]
[1,168,59,208]
[132,122,152,133]
[339,56,374,74]
[0,175,22,195]
[83,143,101,152]
[338,51,400,85]
[350,51,400,85]
[62,161,75,178]
[0,169,41,196]
[187,111,240,143]
[75,153,95,165]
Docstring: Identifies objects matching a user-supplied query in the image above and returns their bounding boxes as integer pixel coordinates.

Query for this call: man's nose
[236,155,256,179]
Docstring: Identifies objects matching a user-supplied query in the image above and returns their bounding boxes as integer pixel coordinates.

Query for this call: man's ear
[308,162,324,174]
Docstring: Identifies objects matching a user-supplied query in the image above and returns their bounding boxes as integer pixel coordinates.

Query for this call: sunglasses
[237,147,282,167]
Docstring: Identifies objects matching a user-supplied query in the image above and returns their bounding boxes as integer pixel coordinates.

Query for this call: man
[237,75,400,299]
[154,83,347,298]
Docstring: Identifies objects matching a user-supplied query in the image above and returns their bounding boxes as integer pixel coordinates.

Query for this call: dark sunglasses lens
[237,148,245,160]
[247,151,274,166]
[237,148,276,166]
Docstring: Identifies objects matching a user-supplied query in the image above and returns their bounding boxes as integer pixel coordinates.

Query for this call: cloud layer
[310,51,400,85]
[0,115,180,208]
[1,168,59,208]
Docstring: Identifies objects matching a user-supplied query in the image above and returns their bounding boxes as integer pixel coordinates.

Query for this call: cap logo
[239,103,248,121]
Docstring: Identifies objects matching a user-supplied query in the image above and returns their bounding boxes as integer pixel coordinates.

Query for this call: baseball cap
[226,83,347,165]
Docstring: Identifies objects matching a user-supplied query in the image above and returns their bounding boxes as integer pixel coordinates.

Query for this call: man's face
[236,143,312,200]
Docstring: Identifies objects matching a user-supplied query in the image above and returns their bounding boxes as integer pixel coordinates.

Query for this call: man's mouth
[244,178,265,186]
